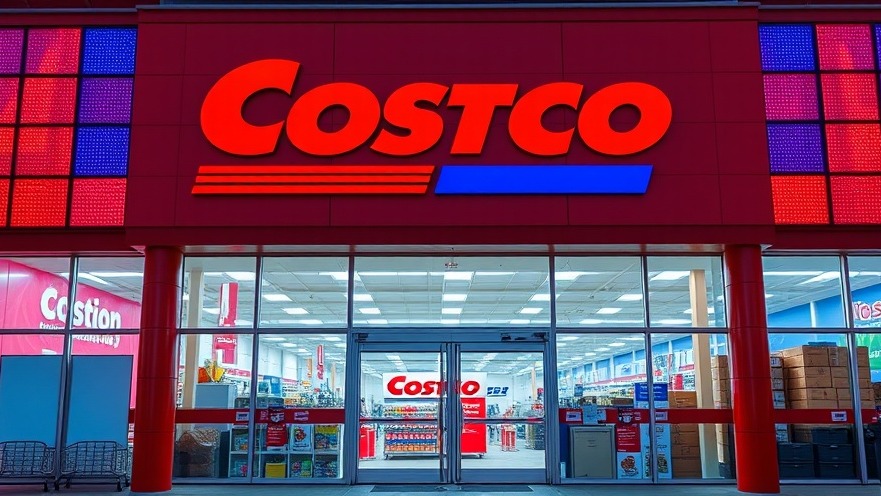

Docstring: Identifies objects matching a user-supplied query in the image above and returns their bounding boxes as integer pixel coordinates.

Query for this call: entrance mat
[371,485,533,493]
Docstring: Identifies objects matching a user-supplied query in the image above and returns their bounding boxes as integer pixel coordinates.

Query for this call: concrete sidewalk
[0,484,879,496]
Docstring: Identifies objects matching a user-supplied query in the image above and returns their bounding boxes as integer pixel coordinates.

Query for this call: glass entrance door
[355,340,548,484]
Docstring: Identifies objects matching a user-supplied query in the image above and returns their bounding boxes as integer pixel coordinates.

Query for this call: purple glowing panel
[78,78,132,124]
[0,30,23,74]
[768,124,824,173]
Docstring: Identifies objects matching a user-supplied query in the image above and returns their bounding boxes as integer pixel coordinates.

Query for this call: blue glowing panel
[759,24,816,71]
[433,165,653,194]
[78,78,132,124]
[82,28,136,75]
[768,124,824,173]
[73,127,129,176]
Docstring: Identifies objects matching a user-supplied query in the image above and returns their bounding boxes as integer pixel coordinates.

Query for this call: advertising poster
[635,382,672,480]
[615,423,642,479]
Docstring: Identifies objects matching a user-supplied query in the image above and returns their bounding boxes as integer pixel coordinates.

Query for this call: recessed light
[441,319,460,325]
[595,347,610,352]
[263,337,286,342]
[367,319,388,325]
[296,319,323,325]
[324,336,342,341]
[225,272,255,281]
[656,318,692,325]
[444,271,474,281]
[683,307,715,315]
[283,308,309,315]
[520,308,543,314]
[584,352,597,357]
[442,308,463,315]
[555,271,596,281]
[359,308,382,315]
[443,294,468,302]
[609,342,626,347]
[353,294,374,302]
[560,336,579,341]
[597,308,622,315]
[263,293,292,302]
[765,294,774,298]
[89,272,142,278]
[510,319,530,324]
[616,294,643,302]
[203,308,220,315]
[579,319,603,325]
[319,272,349,281]
[280,343,296,348]
[530,294,551,301]
[650,271,690,281]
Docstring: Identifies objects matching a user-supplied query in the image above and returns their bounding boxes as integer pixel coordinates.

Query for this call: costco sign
[383,372,487,398]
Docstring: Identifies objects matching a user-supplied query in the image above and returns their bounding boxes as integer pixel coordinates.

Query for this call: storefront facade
[2,2,881,495]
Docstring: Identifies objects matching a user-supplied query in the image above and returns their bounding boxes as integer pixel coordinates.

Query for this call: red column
[131,247,182,493]
[724,245,779,494]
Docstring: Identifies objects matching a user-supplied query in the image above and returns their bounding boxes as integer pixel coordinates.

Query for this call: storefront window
[848,257,881,330]
[175,333,252,479]
[646,257,726,328]
[182,257,256,329]
[258,257,348,329]
[252,334,345,480]
[554,257,645,328]
[0,257,71,330]
[75,257,144,331]
[764,256,846,328]
[352,256,550,326]
[768,333,859,480]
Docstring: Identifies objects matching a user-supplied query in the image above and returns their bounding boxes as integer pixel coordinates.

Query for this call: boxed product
[782,346,830,368]
[771,367,784,380]
[789,399,838,409]
[713,389,731,408]
[776,424,791,442]
[672,457,702,478]
[264,462,286,478]
[828,347,849,367]
[788,388,836,401]
[858,347,870,367]
[670,423,699,434]
[831,367,849,378]
[772,378,785,390]
[786,375,832,389]
[315,425,340,450]
[291,425,313,451]
[669,391,697,408]
[290,458,313,478]
[711,356,729,369]
[832,377,850,389]
[771,355,784,368]
[784,367,831,379]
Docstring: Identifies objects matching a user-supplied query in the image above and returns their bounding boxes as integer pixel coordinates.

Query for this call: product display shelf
[382,403,440,459]
[227,424,342,479]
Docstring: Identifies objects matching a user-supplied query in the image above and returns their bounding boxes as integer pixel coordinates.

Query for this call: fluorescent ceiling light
[297,348,309,353]
[444,271,474,281]
[763,271,822,277]
[799,271,840,284]
[324,336,342,342]
[263,337,286,342]
[556,271,596,281]
[442,308,463,315]
[353,294,374,302]
[263,293,292,302]
[475,271,515,276]
[359,308,381,315]
[204,272,224,277]
[597,307,622,315]
[333,343,346,348]
[595,347,610,352]
[441,319,460,325]
[765,294,774,298]
[854,271,881,276]
[283,307,309,315]
[386,354,401,361]
[616,293,643,302]
[650,271,691,281]
[88,272,142,278]
[520,308,543,314]
[557,343,568,348]
[443,294,468,302]
[622,336,645,341]
[530,294,551,301]
[367,319,388,325]
[560,336,579,341]
[656,318,692,325]
[235,320,252,326]
[683,307,716,315]
[202,308,220,315]
[78,273,109,285]
[319,272,349,281]
[584,352,597,357]
[579,319,603,325]
[509,319,530,324]
[609,342,626,347]
[296,319,323,325]
[225,272,255,281]
[280,343,296,348]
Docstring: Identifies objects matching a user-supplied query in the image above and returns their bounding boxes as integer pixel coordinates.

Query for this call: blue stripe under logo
[433,165,653,195]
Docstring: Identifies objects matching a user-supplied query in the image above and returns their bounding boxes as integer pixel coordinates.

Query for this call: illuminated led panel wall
[761,24,881,224]
[0,27,135,228]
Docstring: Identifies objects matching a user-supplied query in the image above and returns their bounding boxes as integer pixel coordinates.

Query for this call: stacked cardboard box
[668,391,701,479]
[710,356,734,471]
[771,355,790,442]
[783,345,875,409]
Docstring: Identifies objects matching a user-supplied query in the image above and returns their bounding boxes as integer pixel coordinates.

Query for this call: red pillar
[724,245,779,494]
[131,247,182,493]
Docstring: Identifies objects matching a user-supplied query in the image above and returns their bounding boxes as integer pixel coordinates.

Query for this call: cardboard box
[862,388,875,402]
[862,399,876,409]
[785,367,831,379]
[828,347,849,367]
[712,368,730,381]
[713,376,731,390]
[833,377,851,388]
[776,424,790,443]
[773,390,786,403]
[770,355,784,368]
[670,423,699,434]
[671,444,701,457]
[831,367,849,378]
[671,431,700,446]
[786,375,833,389]
[788,388,836,401]
[717,443,731,463]
[672,457,702,478]
[783,353,830,368]
[712,355,729,369]
[773,399,786,409]
[772,378,786,390]
[713,389,730,405]
[837,388,852,400]
[669,391,697,408]
[771,367,784,380]
[790,399,838,409]
[859,367,871,382]
[858,347,870,367]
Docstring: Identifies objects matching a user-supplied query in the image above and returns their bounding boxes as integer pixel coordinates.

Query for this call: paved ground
[0,484,879,496]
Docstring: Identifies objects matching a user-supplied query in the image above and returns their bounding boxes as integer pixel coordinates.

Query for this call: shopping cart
[57,441,129,491]
[0,441,55,492]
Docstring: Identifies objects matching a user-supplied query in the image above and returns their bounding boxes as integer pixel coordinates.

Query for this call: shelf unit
[227,424,342,479]
[381,403,439,459]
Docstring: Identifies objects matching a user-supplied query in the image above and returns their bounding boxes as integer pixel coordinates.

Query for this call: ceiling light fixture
[263,294,292,302]
[442,308,463,315]
[596,307,622,315]
[616,294,643,302]
[520,308,543,314]
[225,272,256,281]
[649,271,691,281]
[282,308,309,315]
[359,308,382,315]
[443,294,468,302]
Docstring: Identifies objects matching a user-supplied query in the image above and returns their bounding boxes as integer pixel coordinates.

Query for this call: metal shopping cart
[57,441,129,491]
[0,441,55,492]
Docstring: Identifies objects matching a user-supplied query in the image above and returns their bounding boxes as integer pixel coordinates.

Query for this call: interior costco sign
[196,59,672,196]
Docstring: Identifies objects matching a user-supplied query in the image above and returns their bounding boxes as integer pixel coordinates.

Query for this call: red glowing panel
[10,178,68,227]
[816,24,875,70]
[15,127,72,175]
[826,124,881,172]
[0,179,7,226]
[763,74,818,120]
[831,176,881,224]
[25,28,80,74]
[20,78,76,124]
[821,74,878,120]
[0,128,12,175]
[771,175,829,224]
[70,178,126,227]
[0,78,17,123]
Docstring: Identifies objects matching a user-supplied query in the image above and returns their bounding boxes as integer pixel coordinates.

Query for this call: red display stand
[461,398,487,457]
[359,425,376,460]
[501,425,517,452]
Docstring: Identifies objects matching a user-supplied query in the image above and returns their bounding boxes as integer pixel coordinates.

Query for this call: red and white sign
[383,372,487,399]
[853,301,881,321]
[317,344,324,380]
[218,282,238,326]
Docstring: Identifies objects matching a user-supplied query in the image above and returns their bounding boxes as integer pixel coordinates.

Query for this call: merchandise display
[229,424,341,479]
